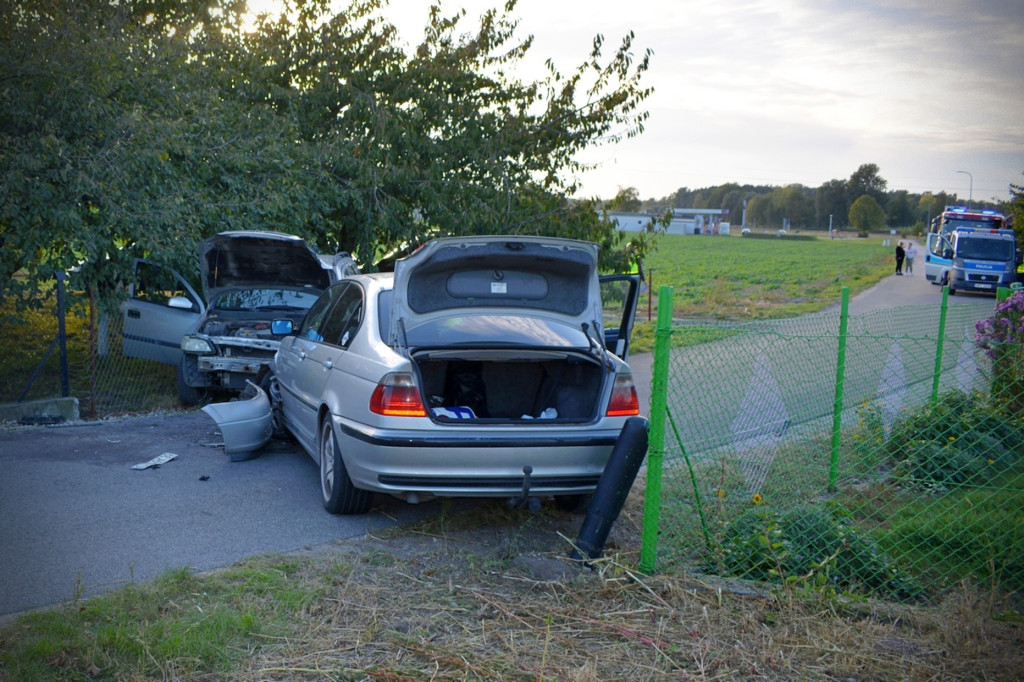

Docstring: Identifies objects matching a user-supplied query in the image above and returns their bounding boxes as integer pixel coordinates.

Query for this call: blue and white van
[928,227,1021,296]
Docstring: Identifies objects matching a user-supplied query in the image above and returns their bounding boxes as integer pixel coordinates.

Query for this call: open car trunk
[413,350,606,423]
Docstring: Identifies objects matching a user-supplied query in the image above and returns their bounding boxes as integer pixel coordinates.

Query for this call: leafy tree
[668,183,766,227]
[700,183,744,225]
[816,179,848,229]
[886,190,916,228]
[1,0,325,302]
[847,163,887,206]
[771,184,814,229]
[746,194,771,227]
[849,195,886,237]
[917,193,949,227]
[1,0,655,305]
[1008,174,1024,247]
[671,187,694,209]
[610,187,642,212]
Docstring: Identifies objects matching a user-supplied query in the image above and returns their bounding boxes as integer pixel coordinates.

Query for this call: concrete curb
[0,397,80,424]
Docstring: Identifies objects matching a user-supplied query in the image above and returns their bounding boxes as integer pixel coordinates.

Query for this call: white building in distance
[609,208,730,235]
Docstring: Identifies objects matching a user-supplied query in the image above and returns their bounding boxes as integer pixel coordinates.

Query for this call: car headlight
[180,335,215,354]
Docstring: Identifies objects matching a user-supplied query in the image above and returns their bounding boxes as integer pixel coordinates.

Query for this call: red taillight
[605,372,640,417]
[369,372,427,417]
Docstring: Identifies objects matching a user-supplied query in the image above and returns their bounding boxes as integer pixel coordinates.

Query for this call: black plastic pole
[570,416,649,563]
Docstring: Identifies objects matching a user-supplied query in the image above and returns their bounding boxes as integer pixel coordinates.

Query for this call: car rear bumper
[334,416,622,496]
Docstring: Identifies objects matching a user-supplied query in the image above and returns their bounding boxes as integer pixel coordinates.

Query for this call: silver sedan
[271,236,640,514]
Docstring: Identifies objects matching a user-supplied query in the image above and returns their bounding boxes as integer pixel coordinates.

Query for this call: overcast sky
[377,0,1024,203]
[253,0,1024,202]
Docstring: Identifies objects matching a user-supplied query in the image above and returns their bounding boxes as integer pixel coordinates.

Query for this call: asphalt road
[0,262,1000,621]
[0,412,426,620]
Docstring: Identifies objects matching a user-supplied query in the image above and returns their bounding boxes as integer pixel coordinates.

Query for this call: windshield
[956,238,1015,261]
[213,288,320,310]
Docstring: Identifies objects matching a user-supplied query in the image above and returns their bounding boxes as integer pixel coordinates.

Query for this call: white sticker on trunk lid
[491,282,507,294]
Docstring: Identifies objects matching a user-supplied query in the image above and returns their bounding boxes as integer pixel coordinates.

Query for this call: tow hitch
[510,465,541,512]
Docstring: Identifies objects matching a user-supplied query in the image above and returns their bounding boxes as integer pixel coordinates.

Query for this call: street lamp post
[956,170,973,208]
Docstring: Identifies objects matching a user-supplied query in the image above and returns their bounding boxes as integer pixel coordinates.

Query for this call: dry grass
[228,494,1023,681]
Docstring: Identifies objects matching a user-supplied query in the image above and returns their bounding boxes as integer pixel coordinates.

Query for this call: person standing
[905,242,917,275]
[895,241,906,275]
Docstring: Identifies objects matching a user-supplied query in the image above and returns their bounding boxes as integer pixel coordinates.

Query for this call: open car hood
[200,231,332,300]
[389,236,603,349]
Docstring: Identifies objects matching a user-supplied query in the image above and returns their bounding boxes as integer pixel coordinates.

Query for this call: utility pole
[956,170,973,208]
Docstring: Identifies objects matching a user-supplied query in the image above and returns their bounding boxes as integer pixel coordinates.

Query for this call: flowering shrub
[975,290,1024,357]
[975,290,1024,415]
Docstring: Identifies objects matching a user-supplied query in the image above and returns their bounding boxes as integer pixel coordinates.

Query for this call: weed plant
[885,391,1024,490]
[714,500,923,601]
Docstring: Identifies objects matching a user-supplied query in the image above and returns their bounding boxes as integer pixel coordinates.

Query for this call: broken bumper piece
[201,381,273,461]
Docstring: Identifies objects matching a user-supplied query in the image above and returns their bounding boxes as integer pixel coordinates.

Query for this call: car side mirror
[272,319,294,335]
[168,296,194,310]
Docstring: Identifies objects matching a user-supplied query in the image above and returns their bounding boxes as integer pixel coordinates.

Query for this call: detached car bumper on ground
[207,235,641,514]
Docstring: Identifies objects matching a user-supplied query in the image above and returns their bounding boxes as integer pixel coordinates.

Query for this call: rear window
[404,314,588,348]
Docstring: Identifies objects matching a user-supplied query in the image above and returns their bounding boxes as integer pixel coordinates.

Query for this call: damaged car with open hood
[229,235,641,514]
[122,231,358,405]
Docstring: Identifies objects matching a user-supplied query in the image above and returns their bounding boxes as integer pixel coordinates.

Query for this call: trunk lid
[390,236,603,350]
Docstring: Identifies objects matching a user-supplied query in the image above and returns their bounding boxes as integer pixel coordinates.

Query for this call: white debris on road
[130,452,177,470]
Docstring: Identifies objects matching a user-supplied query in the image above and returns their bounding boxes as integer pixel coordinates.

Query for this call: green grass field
[626,232,894,351]
[639,232,893,320]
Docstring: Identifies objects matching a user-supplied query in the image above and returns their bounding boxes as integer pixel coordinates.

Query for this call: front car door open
[122,260,205,365]
[599,274,641,361]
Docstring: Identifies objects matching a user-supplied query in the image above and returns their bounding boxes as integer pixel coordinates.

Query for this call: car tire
[319,417,371,515]
[258,370,288,439]
[177,356,210,406]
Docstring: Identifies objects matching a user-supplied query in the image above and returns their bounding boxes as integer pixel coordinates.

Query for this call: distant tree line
[617,163,1013,233]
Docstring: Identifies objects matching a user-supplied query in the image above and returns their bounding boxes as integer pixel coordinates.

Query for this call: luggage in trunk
[413,351,605,422]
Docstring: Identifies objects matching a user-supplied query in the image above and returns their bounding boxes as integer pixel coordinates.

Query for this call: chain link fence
[1,282,178,419]
[640,287,1024,602]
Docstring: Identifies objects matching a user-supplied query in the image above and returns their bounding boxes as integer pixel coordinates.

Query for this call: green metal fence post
[828,287,850,492]
[639,285,674,574]
[930,286,950,405]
